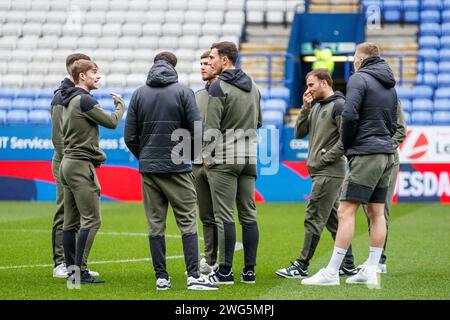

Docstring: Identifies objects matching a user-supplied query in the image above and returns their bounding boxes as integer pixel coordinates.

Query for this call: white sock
[325,246,347,274]
[366,247,383,269]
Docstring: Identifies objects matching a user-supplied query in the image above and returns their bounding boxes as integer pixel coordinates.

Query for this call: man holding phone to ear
[276,69,356,280]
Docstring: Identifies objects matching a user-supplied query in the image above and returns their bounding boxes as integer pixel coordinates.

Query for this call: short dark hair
[305,68,333,87]
[211,41,238,65]
[66,53,91,74]
[154,51,177,67]
[71,60,98,84]
[201,50,210,59]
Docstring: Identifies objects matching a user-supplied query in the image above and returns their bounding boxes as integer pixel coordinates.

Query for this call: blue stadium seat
[383,0,402,22]
[412,86,434,99]
[422,0,443,11]
[0,99,12,111]
[396,86,414,100]
[434,99,450,111]
[441,35,450,48]
[439,49,450,61]
[443,10,450,22]
[433,111,450,125]
[435,87,450,98]
[264,99,287,112]
[269,87,290,101]
[259,88,270,99]
[11,98,33,111]
[418,48,439,61]
[438,61,450,72]
[420,23,441,36]
[400,99,412,113]
[98,98,115,111]
[442,23,450,35]
[28,110,51,124]
[0,88,17,99]
[411,111,433,125]
[32,98,53,110]
[404,0,419,10]
[403,110,411,125]
[416,73,437,87]
[438,74,450,86]
[419,36,440,49]
[0,110,6,125]
[445,0,450,9]
[16,88,39,99]
[37,88,55,99]
[418,61,438,73]
[262,110,284,129]
[412,99,434,111]
[420,10,441,23]
[405,10,419,22]
[6,110,28,124]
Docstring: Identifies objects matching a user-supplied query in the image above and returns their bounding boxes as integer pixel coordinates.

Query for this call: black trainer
[275,261,308,279]
[207,266,234,285]
[241,269,256,284]
[339,264,358,276]
[68,270,105,284]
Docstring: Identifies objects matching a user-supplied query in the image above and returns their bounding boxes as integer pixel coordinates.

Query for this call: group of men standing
[49,40,403,291]
[50,41,262,290]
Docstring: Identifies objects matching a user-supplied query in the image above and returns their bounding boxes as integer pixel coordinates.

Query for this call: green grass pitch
[0,202,449,300]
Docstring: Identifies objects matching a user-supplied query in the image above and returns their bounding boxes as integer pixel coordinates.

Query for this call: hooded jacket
[203,68,262,165]
[341,56,398,156]
[51,78,74,162]
[60,85,125,167]
[124,60,201,173]
[295,91,346,178]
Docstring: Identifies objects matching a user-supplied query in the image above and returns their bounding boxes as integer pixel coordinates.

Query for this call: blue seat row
[404,110,450,125]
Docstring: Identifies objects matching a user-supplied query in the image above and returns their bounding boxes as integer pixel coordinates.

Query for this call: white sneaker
[301,268,340,286]
[187,274,218,290]
[199,258,218,274]
[156,278,171,290]
[346,266,380,289]
[357,262,387,274]
[53,263,68,278]
[87,269,100,277]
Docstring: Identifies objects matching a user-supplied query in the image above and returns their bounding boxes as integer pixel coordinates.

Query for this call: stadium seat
[412,99,434,111]
[412,86,434,99]
[417,73,437,87]
[11,98,33,111]
[435,87,450,99]
[28,110,51,124]
[443,10,450,22]
[164,11,185,24]
[403,111,411,125]
[445,0,450,9]
[442,23,450,35]
[7,110,28,124]
[32,99,52,110]
[419,36,440,49]
[433,111,450,125]
[396,86,415,100]
[438,74,450,86]
[259,88,270,99]
[383,0,402,22]
[16,88,38,99]
[420,22,439,35]
[420,11,441,23]
[400,99,412,113]
[264,99,288,112]
[418,61,438,73]
[0,110,7,125]
[422,0,443,11]
[434,99,450,111]
[204,11,225,23]
[441,36,450,48]
[440,49,450,61]
[262,110,284,129]
[37,88,55,99]
[418,48,439,61]
[0,99,12,111]
[411,111,433,125]
[270,87,290,101]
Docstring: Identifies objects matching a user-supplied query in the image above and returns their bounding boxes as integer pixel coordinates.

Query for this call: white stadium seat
[106,11,126,24]
[77,36,99,49]
[122,24,143,37]
[179,36,200,49]
[165,11,185,24]
[202,23,222,36]
[117,36,141,49]
[102,24,123,37]
[97,36,119,49]
[162,23,182,36]
[142,23,163,36]
[83,24,103,37]
[184,11,205,24]
[42,23,62,36]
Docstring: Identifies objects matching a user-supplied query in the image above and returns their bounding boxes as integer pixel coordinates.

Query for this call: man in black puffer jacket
[124,52,217,291]
[302,42,397,288]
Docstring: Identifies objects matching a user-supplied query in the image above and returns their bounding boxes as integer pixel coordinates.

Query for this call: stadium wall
[0,125,449,203]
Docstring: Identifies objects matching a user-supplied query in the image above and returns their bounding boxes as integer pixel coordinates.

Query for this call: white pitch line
[0,229,243,270]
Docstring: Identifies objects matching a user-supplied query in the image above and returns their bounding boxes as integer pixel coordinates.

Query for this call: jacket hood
[61,83,89,108]
[317,91,345,105]
[146,60,178,87]
[218,69,252,92]
[54,77,74,95]
[358,56,396,89]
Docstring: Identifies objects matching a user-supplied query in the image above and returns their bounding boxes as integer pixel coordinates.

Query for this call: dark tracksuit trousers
[60,158,101,272]
[51,157,65,267]
[141,172,200,279]
[193,164,223,266]
[206,163,259,270]
[296,175,355,268]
